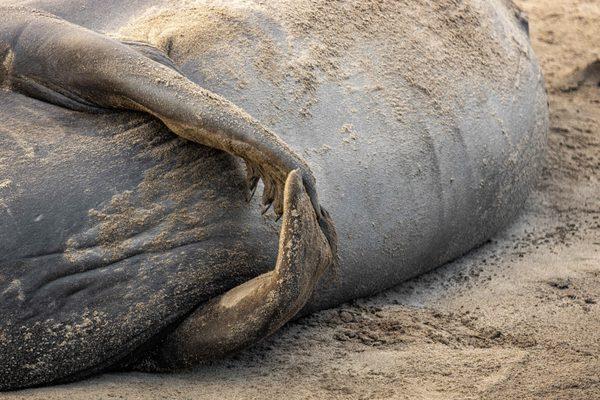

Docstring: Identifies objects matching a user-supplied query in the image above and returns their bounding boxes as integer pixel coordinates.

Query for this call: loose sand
[4,0,599,398]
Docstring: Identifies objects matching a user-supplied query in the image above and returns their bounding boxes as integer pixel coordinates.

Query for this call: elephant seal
[0,0,548,390]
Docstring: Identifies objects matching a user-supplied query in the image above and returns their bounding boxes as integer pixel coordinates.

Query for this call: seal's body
[0,0,547,390]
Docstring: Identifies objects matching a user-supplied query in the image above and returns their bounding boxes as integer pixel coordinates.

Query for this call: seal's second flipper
[131,170,333,371]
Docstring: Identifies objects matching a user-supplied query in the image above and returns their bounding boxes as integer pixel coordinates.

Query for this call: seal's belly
[0,92,273,259]
[0,92,278,387]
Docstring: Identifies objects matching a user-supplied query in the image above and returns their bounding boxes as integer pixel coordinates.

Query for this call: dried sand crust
[116,0,523,131]
[118,0,513,96]
[4,0,600,398]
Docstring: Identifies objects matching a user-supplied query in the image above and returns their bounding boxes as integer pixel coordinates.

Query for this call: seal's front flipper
[2,8,326,227]
[132,170,334,371]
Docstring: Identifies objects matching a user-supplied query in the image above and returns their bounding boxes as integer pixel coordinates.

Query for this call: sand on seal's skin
[4,0,600,398]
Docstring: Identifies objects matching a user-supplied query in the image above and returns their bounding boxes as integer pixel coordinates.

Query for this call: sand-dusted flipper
[132,170,333,371]
[2,7,322,222]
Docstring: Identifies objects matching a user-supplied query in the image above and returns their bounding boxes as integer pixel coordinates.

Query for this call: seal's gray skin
[0,0,548,390]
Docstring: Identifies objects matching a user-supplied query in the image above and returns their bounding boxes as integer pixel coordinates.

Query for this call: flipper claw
[134,170,335,370]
